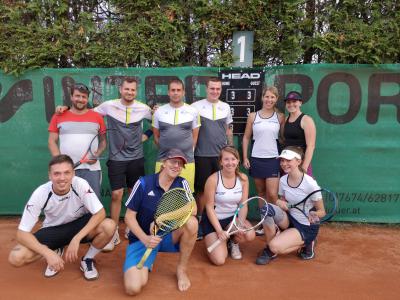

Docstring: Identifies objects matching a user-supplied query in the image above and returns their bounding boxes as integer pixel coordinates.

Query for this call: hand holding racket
[207,196,274,253]
[136,188,195,269]
[286,188,338,224]
[73,128,125,169]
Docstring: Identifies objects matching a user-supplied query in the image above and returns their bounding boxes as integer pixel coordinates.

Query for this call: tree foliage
[1,0,400,74]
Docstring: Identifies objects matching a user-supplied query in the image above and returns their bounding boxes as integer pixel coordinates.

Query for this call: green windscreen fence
[1,65,399,223]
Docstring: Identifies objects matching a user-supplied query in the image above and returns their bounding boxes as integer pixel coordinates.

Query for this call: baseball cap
[284,91,303,102]
[164,148,188,164]
[278,149,302,160]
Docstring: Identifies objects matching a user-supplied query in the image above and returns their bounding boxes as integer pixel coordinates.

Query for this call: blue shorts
[249,157,280,179]
[201,213,234,236]
[123,233,180,272]
[288,214,319,245]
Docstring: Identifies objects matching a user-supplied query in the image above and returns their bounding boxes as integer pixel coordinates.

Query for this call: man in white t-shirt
[8,155,116,280]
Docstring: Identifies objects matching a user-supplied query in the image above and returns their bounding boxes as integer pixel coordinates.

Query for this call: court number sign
[219,69,265,134]
[232,31,254,67]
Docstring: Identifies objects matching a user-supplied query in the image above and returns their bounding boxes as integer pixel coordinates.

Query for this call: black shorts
[107,158,145,191]
[249,157,280,179]
[287,213,319,245]
[194,156,220,192]
[34,214,93,250]
[201,213,234,236]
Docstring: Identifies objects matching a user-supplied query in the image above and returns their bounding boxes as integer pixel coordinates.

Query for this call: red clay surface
[1,218,399,300]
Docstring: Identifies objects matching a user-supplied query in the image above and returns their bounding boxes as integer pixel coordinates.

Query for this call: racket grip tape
[136,247,153,269]
[207,239,222,253]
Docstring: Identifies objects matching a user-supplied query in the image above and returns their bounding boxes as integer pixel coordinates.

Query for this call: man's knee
[124,270,147,296]
[184,216,198,235]
[8,247,28,267]
[99,218,117,236]
[125,283,142,296]
[111,189,124,201]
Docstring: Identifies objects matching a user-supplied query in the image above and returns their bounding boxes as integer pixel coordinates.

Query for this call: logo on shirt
[26,204,34,214]
[148,190,155,196]
[59,196,70,202]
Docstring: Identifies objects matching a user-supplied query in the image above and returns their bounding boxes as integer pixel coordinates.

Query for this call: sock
[83,245,101,260]
[265,246,276,257]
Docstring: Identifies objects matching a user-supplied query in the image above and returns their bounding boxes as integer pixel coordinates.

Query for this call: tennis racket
[286,188,338,224]
[207,196,274,253]
[136,188,195,269]
[73,128,126,168]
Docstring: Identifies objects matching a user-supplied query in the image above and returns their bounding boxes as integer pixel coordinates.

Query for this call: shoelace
[84,259,93,271]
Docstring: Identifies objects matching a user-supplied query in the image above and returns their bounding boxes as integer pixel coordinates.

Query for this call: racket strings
[154,189,194,232]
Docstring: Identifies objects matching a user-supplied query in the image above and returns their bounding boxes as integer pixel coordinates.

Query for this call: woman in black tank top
[282,91,316,175]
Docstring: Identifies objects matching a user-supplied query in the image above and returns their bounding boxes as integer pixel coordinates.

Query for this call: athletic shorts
[107,158,145,191]
[155,161,195,192]
[194,156,220,192]
[201,213,234,236]
[249,157,280,179]
[34,214,93,250]
[75,169,102,200]
[287,213,319,245]
[123,233,179,272]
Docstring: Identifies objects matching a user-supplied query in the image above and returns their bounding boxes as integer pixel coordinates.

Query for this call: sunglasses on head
[73,83,90,94]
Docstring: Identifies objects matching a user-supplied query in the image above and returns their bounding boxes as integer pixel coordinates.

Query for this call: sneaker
[298,240,316,260]
[44,247,64,278]
[255,227,264,236]
[255,247,277,265]
[80,257,99,280]
[228,240,242,260]
[102,229,121,252]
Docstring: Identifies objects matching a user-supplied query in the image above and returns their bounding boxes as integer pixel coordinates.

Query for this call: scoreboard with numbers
[219,69,265,135]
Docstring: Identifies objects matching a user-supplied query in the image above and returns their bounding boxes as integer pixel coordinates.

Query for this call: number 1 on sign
[238,36,245,63]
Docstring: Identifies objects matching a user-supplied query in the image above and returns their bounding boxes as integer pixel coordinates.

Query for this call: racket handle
[73,161,82,169]
[207,239,222,253]
[136,247,153,269]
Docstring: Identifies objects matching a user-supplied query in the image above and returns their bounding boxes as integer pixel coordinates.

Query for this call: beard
[72,102,87,111]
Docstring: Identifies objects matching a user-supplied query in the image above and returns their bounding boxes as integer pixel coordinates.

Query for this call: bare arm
[153,127,160,146]
[48,132,60,156]
[311,198,326,222]
[242,113,255,169]
[125,208,161,248]
[192,127,200,150]
[301,115,316,171]
[226,126,233,146]
[237,174,249,221]
[277,112,286,147]
[204,174,227,239]
[94,133,107,157]
[16,229,65,271]
[65,208,106,262]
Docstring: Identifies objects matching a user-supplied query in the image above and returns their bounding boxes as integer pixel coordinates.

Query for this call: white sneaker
[80,257,99,281]
[255,227,264,236]
[102,229,120,252]
[229,241,242,260]
[124,227,130,239]
[44,247,64,278]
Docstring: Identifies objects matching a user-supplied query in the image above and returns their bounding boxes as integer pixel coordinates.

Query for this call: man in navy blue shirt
[123,149,198,295]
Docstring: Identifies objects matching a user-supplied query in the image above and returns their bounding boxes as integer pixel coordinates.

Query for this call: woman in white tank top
[242,86,284,206]
[202,146,255,265]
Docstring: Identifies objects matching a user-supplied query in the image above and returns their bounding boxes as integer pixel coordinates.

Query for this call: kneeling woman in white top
[255,146,326,265]
[202,146,255,265]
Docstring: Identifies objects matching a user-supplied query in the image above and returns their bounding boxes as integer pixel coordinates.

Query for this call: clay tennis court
[1,218,399,299]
